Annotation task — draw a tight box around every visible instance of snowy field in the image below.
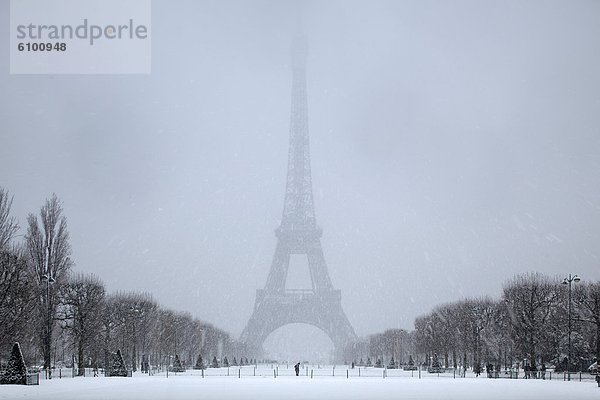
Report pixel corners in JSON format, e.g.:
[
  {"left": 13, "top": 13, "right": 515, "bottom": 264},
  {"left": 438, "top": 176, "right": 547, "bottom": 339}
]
[{"left": 1, "top": 366, "right": 599, "bottom": 400}]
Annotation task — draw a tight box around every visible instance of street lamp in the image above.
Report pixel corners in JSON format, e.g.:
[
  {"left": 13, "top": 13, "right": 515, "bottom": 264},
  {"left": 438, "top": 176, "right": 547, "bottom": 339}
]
[{"left": 562, "top": 274, "right": 581, "bottom": 381}]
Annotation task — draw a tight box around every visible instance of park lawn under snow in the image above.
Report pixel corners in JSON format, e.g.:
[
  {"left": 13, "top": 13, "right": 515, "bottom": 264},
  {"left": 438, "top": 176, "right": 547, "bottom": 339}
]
[{"left": 1, "top": 368, "right": 599, "bottom": 400}]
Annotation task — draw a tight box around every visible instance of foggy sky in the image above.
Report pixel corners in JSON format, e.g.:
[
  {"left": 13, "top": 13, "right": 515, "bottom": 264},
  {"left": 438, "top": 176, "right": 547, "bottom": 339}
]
[{"left": 1, "top": 0, "right": 599, "bottom": 342}]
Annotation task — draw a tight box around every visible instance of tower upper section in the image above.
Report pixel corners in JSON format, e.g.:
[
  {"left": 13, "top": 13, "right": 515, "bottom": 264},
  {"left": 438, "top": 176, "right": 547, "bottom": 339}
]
[{"left": 280, "top": 36, "right": 317, "bottom": 232}]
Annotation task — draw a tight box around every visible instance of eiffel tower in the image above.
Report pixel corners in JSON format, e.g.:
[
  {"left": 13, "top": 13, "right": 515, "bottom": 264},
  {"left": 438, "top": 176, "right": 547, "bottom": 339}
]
[{"left": 240, "top": 37, "right": 356, "bottom": 361}]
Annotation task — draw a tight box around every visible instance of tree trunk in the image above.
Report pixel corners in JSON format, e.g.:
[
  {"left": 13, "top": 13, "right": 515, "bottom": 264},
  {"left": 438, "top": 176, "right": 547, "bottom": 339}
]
[
  {"left": 529, "top": 320, "right": 536, "bottom": 369},
  {"left": 43, "top": 296, "right": 53, "bottom": 378},
  {"left": 104, "top": 348, "right": 109, "bottom": 372},
  {"left": 596, "top": 322, "right": 600, "bottom": 370},
  {"left": 78, "top": 340, "right": 84, "bottom": 376},
  {"left": 103, "top": 325, "right": 111, "bottom": 371},
  {"left": 473, "top": 332, "right": 480, "bottom": 374}
]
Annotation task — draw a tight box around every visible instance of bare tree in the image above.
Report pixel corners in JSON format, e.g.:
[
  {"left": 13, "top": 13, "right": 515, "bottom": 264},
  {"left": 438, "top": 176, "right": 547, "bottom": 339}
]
[
  {"left": 432, "top": 304, "right": 459, "bottom": 369},
  {"left": 415, "top": 298, "right": 498, "bottom": 374},
  {"left": 502, "top": 273, "right": 561, "bottom": 370},
  {"left": 380, "top": 329, "right": 411, "bottom": 366},
  {"left": 574, "top": 282, "right": 600, "bottom": 370},
  {"left": 108, "top": 291, "right": 158, "bottom": 371},
  {"left": 414, "top": 310, "right": 447, "bottom": 366},
  {"left": 457, "top": 298, "right": 495, "bottom": 375},
  {"left": 435, "top": 303, "right": 462, "bottom": 369},
  {"left": 488, "top": 300, "right": 513, "bottom": 370},
  {"left": 99, "top": 294, "right": 119, "bottom": 371},
  {"left": 0, "top": 188, "right": 33, "bottom": 356},
  {"left": 0, "top": 250, "right": 36, "bottom": 356},
  {"left": 25, "top": 194, "right": 72, "bottom": 378},
  {"left": 57, "top": 274, "right": 106, "bottom": 375},
  {"left": 0, "top": 188, "right": 19, "bottom": 251}
]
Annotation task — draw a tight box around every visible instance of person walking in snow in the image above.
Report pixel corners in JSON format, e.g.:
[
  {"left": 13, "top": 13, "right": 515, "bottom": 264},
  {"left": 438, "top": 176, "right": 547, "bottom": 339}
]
[{"left": 294, "top": 362, "right": 300, "bottom": 376}]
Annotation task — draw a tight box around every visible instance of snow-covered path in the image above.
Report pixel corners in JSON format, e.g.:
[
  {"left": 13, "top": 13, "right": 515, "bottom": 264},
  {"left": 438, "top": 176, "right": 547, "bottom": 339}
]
[{"left": 1, "top": 372, "right": 599, "bottom": 400}]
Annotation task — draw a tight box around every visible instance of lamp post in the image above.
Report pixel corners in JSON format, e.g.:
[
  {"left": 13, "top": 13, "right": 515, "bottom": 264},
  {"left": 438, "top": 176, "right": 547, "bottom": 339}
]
[{"left": 562, "top": 273, "right": 581, "bottom": 381}]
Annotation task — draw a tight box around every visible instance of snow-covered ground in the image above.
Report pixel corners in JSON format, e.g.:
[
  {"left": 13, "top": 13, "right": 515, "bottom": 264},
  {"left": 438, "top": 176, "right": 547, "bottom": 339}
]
[{"left": 1, "top": 366, "right": 598, "bottom": 400}]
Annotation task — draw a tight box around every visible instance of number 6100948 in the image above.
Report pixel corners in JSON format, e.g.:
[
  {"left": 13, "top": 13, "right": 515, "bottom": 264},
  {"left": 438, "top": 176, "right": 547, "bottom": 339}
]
[{"left": 18, "top": 42, "right": 66, "bottom": 51}]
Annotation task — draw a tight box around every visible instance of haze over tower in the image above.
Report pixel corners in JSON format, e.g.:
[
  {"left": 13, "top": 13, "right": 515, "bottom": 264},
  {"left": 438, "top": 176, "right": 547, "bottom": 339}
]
[{"left": 240, "top": 36, "right": 356, "bottom": 361}]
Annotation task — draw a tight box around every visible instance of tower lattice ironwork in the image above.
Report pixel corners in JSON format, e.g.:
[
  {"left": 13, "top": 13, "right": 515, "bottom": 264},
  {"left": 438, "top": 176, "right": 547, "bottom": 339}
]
[{"left": 240, "top": 37, "right": 356, "bottom": 360}]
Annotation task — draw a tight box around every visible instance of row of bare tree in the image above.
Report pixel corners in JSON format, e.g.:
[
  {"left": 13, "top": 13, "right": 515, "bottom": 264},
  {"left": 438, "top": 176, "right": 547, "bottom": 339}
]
[
  {"left": 56, "top": 283, "right": 234, "bottom": 375},
  {"left": 416, "top": 273, "right": 599, "bottom": 372},
  {"left": 344, "top": 273, "right": 599, "bottom": 372},
  {"left": 343, "top": 328, "right": 416, "bottom": 368},
  {"left": 0, "top": 188, "right": 235, "bottom": 375}
]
